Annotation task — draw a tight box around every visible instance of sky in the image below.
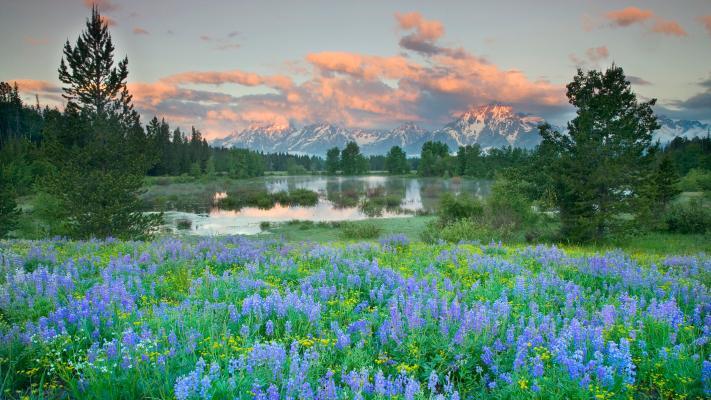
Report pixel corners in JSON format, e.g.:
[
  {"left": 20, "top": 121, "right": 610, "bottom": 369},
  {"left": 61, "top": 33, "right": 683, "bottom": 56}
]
[{"left": 1, "top": 0, "right": 710, "bottom": 139}]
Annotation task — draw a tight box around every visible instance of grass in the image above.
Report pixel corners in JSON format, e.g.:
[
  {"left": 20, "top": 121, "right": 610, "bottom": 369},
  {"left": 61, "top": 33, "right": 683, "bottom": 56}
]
[
  {"left": 259, "top": 216, "right": 710, "bottom": 256},
  {"left": 259, "top": 216, "right": 435, "bottom": 242}
]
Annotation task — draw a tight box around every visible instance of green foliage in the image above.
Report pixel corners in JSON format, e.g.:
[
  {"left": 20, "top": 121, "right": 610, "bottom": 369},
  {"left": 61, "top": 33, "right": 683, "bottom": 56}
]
[
  {"left": 43, "top": 8, "right": 162, "bottom": 240},
  {"left": 341, "top": 142, "right": 368, "bottom": 175},
  {"left": 418, "top": 141, "right": 453, "bottom": 176},
  {"left": 661, "top": 136, "right": 710, "bottom": 176},
  {"left": 438, "top": 193, "right": 484, "bottom": 224},
  {"left": 664, "top": 199, "right": 711, "bottom": 234},
  {"left": 0, "top": 167, "right": 20, "bottom": 237},
  {"left": 539, "top": 65, "right": 659, "bottom": 242},
  {"left": 325, "top": 147, "right": 340, "bottom": 174},
  {"left": 456, "top": 145, "right": 534, "bottom": 179},
  {"left": 678, "top": 168, "right": 711, "bottom": 192},
  {"left": 339, "top": 221, "right": 382, "bottom": 239},
  {"left": 425, "top": 176, "right": 546, "bottom": 243},
  {"left": 385, "top": 146, "right": 409, "bottom": 174},
  {"left": 286, "top": 159, "right": 308, "bottom": 175}
]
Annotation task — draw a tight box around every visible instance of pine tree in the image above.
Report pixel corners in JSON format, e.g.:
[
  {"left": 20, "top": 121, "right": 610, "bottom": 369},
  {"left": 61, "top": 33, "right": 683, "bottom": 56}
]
[
  {"left": 539, "top": 65, "right": 659, "bottom": 242},
  {"left": 341, "top": 141, "right": 367, "bottom": 175},
  {"left": 418, "top": 141, "right": 450, "bottom": 176},
  {"left": 44, "top": 6, "right": 161, "bottom": 239},
  {"left": 385, "top": 146, "right": 409, "bottom": 174},
  {"left": 58, "top": 6, "right": 137, "bottom": 125},
  {"left": 0, "top": 167, "right": 20, "bottom": 237},
  {"left": 326, "top": 147, "right": 340, "bottom": 175},
  {"left": 653, "top": 154, "right": 681, "bottom": 206}
]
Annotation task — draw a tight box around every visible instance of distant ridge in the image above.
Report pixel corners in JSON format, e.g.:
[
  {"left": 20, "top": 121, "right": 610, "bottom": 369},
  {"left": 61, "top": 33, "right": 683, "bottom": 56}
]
[{"left": 212, "top": 104, "right": 709, "bottom": 155}]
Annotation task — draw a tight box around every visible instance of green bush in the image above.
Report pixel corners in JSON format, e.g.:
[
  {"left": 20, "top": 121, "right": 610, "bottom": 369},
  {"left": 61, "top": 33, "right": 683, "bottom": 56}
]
[
  {"left": 176, "top": 218, "right": 192, "bottom": 230},
  {"left": 438, "top": 193, "right": 484, "bottom": 224},
  {"left": 340, "top": 222, "right": 382, "bottom": 239},
  {"left": 285, "top": 189, "right": 319, "bottom": 206},
  {"left": 664, "top": 199, "right": 711, "bottom": 234},
  {"left": 678, "top": 169, "right": 711, "bottom": 192}
]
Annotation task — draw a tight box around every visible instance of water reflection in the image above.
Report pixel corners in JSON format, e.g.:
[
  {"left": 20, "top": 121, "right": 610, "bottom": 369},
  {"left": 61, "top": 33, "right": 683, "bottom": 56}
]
[{"left": 150, "top": 176, "right": 490, "bottom": 235}]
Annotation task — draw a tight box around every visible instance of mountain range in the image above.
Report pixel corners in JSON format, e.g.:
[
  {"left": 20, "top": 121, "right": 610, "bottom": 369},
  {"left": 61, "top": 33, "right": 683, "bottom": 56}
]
[{"left": 212, "top": 104, "right": 710, "bottom": 155}]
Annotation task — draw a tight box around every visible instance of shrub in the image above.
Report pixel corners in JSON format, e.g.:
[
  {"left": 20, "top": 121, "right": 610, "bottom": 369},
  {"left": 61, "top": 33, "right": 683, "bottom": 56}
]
[
  {"left": 664, "top": 199, "right": 711, "bottom": 234},
  {"left": 259, "top": 221, "right": 271, "bottom": 230},
  {"left": 340, "top": 222, "right": 382, "bottom": 239},
  {"left": 678, "top": 169, "right": 711, "bottom": 192},
  {"left": 176, "top": 218, "right": 192, "bottom": 230},
  {"left": 285, "top": 189, "right": 319, "bottom": 206},
  {"left": 422, "top": 218, "right": 498, "bottom": 244},
  {"left": 438, "top": 193, "right": 484, "bottom": 224}
]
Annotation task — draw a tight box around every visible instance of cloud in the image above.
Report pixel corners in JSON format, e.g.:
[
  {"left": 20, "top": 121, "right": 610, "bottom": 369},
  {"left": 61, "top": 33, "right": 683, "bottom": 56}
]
[
  {"left": 120, "top": 12, "right": 565, "bottom": 139},
  {"left": 699, "top": 75, "right": 711, "bottom": 89},
  {"left": 132, "top": 27, "right": 149, "bottom": 35},
  {"left": 627, "top": 76, "right": 652, "bottom": 86},
  {"left": 569, "top": 46, "right": 609, "bottom": 67},
  {"left": 651, "top": 19, "right": 687, "bottom": 36},
  {"left": 585, "top": 46, "right": 609, "bottom": 62},
  {"left": 11, "top": 79, "right": 64, "bottom": 105},
  {"left": 600, "top": 7, "right": 686, "bottom": 37},
  {"left": 24, "top": 36, "right": 48, "bottom": 46},
  {"left": 100, "top": 15, "right": 117, "bottom": 27},
  {"left": 605, "top": 7, "right": 653, "bottom": 27},
  {"left": 699, "top": 15, "right": 711, "bottom": 35},
  {"left": 83, "top": 0, "right": 118, "bottom": 12},
  {"left": 12, "top": 79, "right": 61, "bottom": 94},
  {"left": 216, "top": 43, "right": 241, "bottom": 51},
  {"left": 657, "top": 75, "right": 711, "bottom": 121},
  {"left": 395, "top": 12, "right": 445, "bottom": 55}
]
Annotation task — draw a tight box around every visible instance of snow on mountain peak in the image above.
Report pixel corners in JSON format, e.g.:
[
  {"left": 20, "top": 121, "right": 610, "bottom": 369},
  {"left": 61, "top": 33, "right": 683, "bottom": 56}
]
[{"left": 211, "top": 104, "right": 709, "bottom": 155}]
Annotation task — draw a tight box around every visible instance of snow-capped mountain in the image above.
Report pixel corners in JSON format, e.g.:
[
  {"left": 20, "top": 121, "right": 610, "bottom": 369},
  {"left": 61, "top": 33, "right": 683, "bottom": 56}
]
[
  {"left": 212, "top": 104, "right": 709, "bottom": 155},
  {"left": 431, "top": 104, "right": 545, "bottom": 150},
  {"left": 654, "top": 116, "right": 710, "bottom": 143}
]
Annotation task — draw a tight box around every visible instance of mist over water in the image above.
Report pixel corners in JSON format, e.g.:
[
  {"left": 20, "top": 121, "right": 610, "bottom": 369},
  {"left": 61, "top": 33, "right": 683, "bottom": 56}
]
[{"left": 147, "top": 176, "right": 491, "bottom": 235}]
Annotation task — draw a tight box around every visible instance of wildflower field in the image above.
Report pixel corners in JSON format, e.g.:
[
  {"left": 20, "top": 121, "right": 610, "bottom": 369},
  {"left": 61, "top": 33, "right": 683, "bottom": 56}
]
[{"left": 0, "top": 236, "right": 709, "bottom": 399}]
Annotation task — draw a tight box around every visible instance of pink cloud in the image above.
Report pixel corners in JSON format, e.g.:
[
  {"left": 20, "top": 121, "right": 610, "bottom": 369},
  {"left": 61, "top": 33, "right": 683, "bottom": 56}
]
[
  {"left": 24, "top": 36, "right": 48, "bottom": 46},
  {"left": 605, "top": 7, "right": 653, "bottom": 27},
  {"left": 699, "top": 15, "right": 711, "bottom": 35},
  {"left": 600, "top": 7, "right": 687, "bottom": 37},
  {"left": 585, "top": 46, "right": 609, "bottom": 62},
  {"left": 395, "top": 12, "right": 445, "bottom": 55},
  {"left": 12, "top": 79, "right": 61, "bottom": 93},
  {"left": 395, "top": 12, "right": 444, "bottom": 41},
  {"left": 651, "top": 19, "right": 687, "bottom": 36},
  {"left": 122, "top": 12, "right": 565, "bottom": 140},
  {"left": 100, "top": 15, "right": 116, "bottom": 27},
  {"left": 132, "top": 27, "right": 149, "bottom": 35}
]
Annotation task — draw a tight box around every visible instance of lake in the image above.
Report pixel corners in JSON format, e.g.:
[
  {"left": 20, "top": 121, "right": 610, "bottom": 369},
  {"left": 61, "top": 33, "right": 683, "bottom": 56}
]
[{"left": 143, "top": 175, "right": 491, "bottom": 235}]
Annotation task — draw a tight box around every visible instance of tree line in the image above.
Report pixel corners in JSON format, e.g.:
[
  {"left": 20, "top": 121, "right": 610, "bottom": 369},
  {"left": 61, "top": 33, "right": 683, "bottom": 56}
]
[{"left": 1, "top": 6, "right": 708, "bottom": 242}]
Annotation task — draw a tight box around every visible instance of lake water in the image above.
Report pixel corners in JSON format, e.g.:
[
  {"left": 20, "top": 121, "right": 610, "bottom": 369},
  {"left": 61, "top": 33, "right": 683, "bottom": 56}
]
[{"left": 147, "top": 176, "right": 490, "bottom": 235}]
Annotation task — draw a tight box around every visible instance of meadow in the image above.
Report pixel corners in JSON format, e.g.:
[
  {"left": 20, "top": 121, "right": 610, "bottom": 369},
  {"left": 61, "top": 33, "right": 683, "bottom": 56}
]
[{"left": 0, "top": 236, "right": 709, "bottom": 399}]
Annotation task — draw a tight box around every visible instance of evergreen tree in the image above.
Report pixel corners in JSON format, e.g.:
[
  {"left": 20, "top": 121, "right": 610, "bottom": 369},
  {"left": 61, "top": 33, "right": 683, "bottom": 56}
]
[
  {"left": 44, "top": 6, "right": 161, "bottom": 239},
  {"left": 652, "top": 154, "right": 682, "bottom": 207},
  {"left": 58, "top": 6, "right": 137, "bottom": 125},
  {"left": 385, "top": 146, "right": 409, "bottom": 174},
  {"left": 326, "top": 147, "right": 340, "bottom": 175},
  {"left": 418, "top": 141, "right": 450, "bottom": 176},
  {"left": 341, "top": 141, "right": 367, "bottom": 175},
  {"left": 539, "top": 65, "right": 659, "bottom": 242},
  {"left": 0, "top": 166, "right": 20, "bottom": 237}
]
